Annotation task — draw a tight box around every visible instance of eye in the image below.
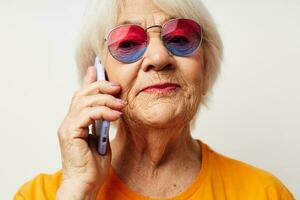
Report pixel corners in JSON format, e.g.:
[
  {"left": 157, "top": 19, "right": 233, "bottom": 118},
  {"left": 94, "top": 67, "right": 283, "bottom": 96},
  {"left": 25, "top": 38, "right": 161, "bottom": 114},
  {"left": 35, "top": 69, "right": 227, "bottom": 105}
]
[
  {"left": 168, "top": 36, "right": 189, "bottom": 44},
  {"left": 119, "top": 40, "right": 139, "bottom": 49}
]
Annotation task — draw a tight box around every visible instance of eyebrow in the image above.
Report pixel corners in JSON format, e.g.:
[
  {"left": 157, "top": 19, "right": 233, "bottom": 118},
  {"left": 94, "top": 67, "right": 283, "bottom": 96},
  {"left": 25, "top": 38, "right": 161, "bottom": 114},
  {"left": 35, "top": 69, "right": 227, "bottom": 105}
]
[
  {"left": 117, "top": 16, "right": 175, "bottom": 27},
  {"left": 117, "top": 19, "right": 143, "bottom": 26}
]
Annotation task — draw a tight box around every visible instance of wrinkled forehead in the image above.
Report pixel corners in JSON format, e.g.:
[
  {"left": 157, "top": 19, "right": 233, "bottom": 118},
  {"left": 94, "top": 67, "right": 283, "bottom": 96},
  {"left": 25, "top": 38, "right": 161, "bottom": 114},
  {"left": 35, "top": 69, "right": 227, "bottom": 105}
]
[{"left": 117, "top": 0, "right": 174, "bottom": 28}]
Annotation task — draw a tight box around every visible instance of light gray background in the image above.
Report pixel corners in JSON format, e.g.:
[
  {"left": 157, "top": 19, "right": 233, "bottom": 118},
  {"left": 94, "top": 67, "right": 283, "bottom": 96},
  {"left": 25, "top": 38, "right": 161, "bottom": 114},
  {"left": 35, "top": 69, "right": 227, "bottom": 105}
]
[{"left": 0, "top": 0, "right": 299, "bottom": 199}]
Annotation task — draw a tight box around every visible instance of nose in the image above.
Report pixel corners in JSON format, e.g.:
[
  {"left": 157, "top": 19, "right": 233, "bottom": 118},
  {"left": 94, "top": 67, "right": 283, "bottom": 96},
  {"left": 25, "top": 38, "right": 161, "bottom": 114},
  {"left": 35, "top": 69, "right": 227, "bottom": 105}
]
[{"left": 141, "top": 37, "right": 173, "bottom": 72}]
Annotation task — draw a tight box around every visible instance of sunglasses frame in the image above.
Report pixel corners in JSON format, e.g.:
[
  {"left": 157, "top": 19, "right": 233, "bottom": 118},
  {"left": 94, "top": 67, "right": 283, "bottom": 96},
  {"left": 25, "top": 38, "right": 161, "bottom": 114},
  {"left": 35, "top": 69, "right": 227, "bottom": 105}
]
[{"left": 104, "top": 18, "right": 204, "bottom": 63}]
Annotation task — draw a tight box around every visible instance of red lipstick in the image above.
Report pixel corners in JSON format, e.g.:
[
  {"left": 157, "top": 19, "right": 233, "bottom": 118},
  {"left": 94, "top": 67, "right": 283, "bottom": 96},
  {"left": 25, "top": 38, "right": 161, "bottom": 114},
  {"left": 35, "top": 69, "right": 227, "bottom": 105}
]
[{"left": 141, "top": 83, "right": 179, "bottom": 94}]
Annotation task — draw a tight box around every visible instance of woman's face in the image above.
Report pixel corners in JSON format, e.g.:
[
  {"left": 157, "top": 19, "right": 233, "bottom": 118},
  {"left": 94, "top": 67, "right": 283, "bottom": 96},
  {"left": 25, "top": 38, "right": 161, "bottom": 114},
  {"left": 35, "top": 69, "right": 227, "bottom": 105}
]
[{"left": 102, "top": 0, "right": 205, "bottom": 128}]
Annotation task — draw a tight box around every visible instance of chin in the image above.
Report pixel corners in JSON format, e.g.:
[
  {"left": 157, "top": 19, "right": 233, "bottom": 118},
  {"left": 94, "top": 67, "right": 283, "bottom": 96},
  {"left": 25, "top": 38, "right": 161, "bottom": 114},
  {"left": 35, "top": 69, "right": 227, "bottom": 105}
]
[
  {"left": 124, "top": 92, "right": 198, "bottom": 128},
  {"left": 133, "top": 103, "right": 184, "bottom": 128}
]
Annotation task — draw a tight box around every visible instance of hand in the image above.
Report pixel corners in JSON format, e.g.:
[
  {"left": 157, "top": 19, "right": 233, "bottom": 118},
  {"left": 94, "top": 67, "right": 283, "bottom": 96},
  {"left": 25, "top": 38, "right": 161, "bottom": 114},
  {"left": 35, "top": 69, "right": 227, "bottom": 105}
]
[{"left": 56, "top": 66, "right": 127, "bottom": 200}]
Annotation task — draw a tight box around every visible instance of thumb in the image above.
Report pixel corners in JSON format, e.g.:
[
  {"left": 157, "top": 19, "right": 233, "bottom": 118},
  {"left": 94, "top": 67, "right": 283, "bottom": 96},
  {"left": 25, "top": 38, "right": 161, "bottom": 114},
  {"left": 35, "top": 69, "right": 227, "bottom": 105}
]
[{"left": 83, "top": 66, "right": 97, "bottom": 87}]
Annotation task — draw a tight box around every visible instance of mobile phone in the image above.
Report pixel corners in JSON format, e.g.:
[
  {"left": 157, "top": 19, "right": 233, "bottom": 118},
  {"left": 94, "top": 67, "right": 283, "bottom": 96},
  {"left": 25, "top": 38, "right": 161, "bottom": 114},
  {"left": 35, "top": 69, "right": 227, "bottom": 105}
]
[{"left": 94, "top": 57, "right": 110, "bottom": 155}]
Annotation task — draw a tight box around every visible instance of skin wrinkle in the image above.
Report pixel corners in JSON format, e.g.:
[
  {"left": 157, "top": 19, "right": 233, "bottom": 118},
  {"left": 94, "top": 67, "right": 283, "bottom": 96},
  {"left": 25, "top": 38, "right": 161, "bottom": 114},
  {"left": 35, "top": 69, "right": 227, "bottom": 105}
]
[
  {"left": 115, "top": 121, "right": 192, "bottom": 169},
  {"left": 113, "top": 122, "right": 199, "bottom": 196},
  {"left": 120, "top": 59, "right": 203, "bottom": 128}
]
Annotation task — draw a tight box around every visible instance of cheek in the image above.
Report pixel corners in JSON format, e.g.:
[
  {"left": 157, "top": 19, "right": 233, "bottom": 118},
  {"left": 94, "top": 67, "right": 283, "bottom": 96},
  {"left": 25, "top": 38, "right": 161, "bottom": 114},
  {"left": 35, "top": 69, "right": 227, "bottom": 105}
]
[
  {"left": 103, "top": 53, "right": 141, "bottom": 99},
  {"left": 181, "top": 52, "right": 205, "bottom": 92},
  {"left": 177, "top": 53, "right": 205, "bottom": 114}
]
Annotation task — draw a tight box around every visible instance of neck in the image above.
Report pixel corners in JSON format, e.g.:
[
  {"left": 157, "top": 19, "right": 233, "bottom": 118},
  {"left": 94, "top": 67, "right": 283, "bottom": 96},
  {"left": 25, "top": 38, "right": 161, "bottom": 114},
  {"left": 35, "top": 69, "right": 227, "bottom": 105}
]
[{"left": 111, "top": 120, "right": 200, "bottom": 176}]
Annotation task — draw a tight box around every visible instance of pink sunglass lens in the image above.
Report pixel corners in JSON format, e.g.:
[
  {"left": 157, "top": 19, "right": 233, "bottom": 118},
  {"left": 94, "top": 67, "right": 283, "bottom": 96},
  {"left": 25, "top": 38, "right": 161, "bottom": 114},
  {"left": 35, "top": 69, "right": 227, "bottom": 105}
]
[
  {"left": 107, "top": 25, "right": 147, "bottom": 63},
  {"left": 162, "top": 19, "right": 202, "bottom": 56}
]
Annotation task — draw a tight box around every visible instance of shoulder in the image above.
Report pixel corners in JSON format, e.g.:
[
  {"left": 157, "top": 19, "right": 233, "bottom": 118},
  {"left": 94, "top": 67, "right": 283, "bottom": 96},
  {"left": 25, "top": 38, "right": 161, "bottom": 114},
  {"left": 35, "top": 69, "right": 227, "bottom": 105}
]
[
  {"left": 202, "top": 142, "right": 295, "bottom": 199},
  {"left": 14, "top": 170, "right": 62, "bottom": 200}
]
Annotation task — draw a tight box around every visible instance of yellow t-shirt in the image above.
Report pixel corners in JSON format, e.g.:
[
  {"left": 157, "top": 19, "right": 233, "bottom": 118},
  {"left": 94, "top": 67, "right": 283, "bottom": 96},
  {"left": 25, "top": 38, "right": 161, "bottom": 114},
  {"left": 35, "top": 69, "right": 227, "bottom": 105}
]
[{"left": 14, "top": 141, "right": 295, "bottom": 200}]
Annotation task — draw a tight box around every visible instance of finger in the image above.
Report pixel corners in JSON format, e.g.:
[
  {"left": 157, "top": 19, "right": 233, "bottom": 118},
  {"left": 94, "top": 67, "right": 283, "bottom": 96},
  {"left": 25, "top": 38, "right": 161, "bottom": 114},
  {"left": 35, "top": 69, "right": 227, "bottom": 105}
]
[
  {"left": 74, "top": 94, "right": 127, "bottom": 112},
  {"left": 73, "top": 106, "right": 122, "bottom": 137},
  {"left": 58, "top": 122, "right": 89, "bottom": 144},
  {"left": 83, "top": 66, "right": 97, "bottom": 88},
  {"left": 75, "top": 80, "right": 121, "bottom": 98}
]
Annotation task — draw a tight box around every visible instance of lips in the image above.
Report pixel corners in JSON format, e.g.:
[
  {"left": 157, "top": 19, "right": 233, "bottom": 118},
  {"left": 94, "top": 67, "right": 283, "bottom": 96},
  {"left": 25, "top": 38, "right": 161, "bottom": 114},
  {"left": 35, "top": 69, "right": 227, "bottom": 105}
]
[{"left": 141, "top": 83, "right": 180, "bottom": 93}]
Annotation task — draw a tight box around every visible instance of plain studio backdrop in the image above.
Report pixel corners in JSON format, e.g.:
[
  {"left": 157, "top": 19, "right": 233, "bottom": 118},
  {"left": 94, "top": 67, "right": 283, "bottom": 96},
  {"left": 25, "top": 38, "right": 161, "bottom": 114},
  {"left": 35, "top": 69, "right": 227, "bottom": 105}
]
[{"left": 0, "top": 0, "right": 299, "bottom": 199}]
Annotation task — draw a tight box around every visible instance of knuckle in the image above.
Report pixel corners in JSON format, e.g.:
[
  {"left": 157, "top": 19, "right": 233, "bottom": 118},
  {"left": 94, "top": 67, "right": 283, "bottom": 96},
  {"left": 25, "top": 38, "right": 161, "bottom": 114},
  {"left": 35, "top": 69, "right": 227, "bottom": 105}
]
[
  {"left": 75, "top": 97, "right": 84, "bottom": 107},
  {"left": 100, "top": 94, "right": 114, "bottom": 104},
  {"left": 82, "top": 107, "right": 92, "bottom": 118},
  {"left": 98, "top": 106, "right": 110, "bottom": 116},
  {"left": 89, "top": 106, "right": 103, "bottom": 119},
  {"left": 72, "top": 91, "right": 80, "bottom": 101},
  {"left": 70, "top": 96, "right": 84, "bottom": 112},
  {"left": 94, "top": 86, "right": 101, "bottom": 95},
  {"left": 97, "top": 80, "right": 109, "bottom": 88},
  {"left": 91, "top": 94, "right": 110, "bottom": 107},
  {"left": 57, "top": 117, "right": 73, "bottom": 141},
  {"left": 98, "top": 80, "right": 107, "bottom": 85}
]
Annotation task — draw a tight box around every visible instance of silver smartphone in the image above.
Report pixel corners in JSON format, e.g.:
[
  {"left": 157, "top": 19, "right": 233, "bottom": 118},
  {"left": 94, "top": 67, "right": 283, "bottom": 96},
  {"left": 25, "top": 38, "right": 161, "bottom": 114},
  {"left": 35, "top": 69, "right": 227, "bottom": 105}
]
[{"left": 94, "top": 57, "right": 110, "bottom": 155}]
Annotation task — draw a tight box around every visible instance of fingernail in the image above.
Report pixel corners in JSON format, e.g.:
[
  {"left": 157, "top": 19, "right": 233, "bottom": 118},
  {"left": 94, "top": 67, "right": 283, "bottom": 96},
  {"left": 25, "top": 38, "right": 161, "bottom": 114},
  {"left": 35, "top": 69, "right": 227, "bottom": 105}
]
[
  {"left": 113, "top": 110, "right": 123, "bottom": 115},
  {"left": 110, "top": 82, "right": 120, "bottom": 86}
]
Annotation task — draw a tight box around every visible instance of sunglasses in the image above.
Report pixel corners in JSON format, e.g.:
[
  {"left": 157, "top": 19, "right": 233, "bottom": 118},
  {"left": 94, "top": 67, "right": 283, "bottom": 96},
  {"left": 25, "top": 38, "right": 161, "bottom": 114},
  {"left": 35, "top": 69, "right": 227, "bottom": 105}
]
[{"left": 105, "top": 18, "right": 203, "bottom": 64}]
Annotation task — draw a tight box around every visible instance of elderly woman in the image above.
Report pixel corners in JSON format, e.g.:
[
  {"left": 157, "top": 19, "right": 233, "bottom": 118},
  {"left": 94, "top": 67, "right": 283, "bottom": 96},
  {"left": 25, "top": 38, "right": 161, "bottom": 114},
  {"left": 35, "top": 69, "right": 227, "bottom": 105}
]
[{"left": 14, "top": 0, "right": 295, "bottom": 199}]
